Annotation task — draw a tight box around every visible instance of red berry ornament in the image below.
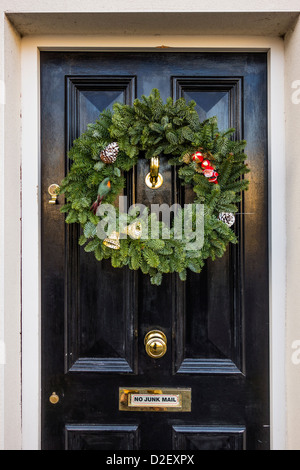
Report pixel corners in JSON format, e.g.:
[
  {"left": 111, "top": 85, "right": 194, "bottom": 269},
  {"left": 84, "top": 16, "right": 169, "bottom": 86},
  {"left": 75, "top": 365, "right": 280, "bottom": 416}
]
[{"left": 191, "top": 151, "right": 219, "bottom": 184}]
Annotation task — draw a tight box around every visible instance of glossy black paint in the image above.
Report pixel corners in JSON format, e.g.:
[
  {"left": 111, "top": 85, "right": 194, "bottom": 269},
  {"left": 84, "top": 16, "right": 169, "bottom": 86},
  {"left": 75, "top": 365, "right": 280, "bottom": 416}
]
[{"left": 41, "top": 52, "right": 269, "bottom": 450}]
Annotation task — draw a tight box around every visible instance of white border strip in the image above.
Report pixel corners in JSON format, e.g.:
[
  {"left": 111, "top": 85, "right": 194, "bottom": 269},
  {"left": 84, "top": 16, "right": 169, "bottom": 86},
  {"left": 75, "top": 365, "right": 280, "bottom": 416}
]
[
  {"left": 21, "top": 40, "right": 41, "bottom": 451},
  {"left": 268, "top": 43, "right": 286, "bottom": 451},
  {"left": 0, "top": 73, "right": 5, "bottom": 455},
  {"left": 21, "top": 35, "right": 286, "bottom": 450}
]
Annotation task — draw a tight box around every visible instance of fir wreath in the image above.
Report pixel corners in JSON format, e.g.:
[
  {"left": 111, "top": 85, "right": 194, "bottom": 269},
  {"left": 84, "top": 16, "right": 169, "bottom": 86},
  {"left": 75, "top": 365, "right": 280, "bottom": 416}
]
[{"left": 60, "top": 89, "right": 250, "bottom": 286}]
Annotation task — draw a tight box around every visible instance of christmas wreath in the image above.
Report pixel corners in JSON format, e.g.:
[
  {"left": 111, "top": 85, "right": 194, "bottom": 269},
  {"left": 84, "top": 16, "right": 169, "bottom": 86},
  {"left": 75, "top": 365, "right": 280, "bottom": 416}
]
[{"left": 60, "top": 89, "right": 249, "bottom": 286}]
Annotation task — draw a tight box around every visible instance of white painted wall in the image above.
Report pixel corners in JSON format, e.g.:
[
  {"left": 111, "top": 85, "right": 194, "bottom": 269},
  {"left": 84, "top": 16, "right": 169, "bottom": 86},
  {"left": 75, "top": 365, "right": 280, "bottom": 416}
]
[
  {"left": 1, "top": 0, "right": 300, "bottom": 13},
  {"left": 284, "top": 17, "right": 300, "bottom": 451},
  {"left": 0, "top": 15, "right": 22, "bottom": 451}
]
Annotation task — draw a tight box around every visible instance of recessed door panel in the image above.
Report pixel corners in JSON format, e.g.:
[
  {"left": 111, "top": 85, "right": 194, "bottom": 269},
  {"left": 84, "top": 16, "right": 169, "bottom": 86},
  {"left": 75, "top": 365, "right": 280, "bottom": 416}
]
[
  {"left": 173, "top": 77, "right": 244, "bottom": 375},
  {"left": 65, "top": 76, "right": 137, "bottom": 374},
  {"left": 172, "top": 426, "right": 246, "bottom": 451},
  {"left": 65, "top": 424, "right": 139, "bottom": 450}
]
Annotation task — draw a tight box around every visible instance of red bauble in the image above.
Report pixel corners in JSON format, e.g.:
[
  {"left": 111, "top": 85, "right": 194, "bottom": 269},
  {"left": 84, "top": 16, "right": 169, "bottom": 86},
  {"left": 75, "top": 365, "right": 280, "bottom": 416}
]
[
  {"left": 201, "top": 159, "right": 212, "bottom": 169},
  {"left": 192, "top": 152, "right": 203, "bottom": 163}
]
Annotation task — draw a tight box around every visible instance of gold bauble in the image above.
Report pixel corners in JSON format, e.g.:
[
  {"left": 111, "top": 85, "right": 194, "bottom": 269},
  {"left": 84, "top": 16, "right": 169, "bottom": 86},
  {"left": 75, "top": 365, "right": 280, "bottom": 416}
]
[
  {"left": 103, "top": 231, "right": 120, "bottom": 250},
  {"left": 122, "top": 222, "right": 143, "bottom": 240}
]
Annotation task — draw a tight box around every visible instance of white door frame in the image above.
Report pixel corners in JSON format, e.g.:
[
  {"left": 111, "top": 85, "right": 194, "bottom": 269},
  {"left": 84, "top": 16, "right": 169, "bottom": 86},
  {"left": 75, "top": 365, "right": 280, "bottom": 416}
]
[{"left": 21, "top": 35, "right": 286, "bottom": 450}]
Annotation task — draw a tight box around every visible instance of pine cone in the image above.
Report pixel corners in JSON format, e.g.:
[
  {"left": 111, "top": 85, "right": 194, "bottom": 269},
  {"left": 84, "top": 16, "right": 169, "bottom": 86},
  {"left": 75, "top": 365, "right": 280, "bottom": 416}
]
[
  {"left": 182, "top": 153, "right": 192, "bottom": 164},
  {"left": 219, "top": 212, "right": 235, "bottom": 227},
  {"left": 195, "top": 165, "right": 203, "bottom": 174},
  {"left": 100, "top": 142, "right": 119, "bottom": 164}
]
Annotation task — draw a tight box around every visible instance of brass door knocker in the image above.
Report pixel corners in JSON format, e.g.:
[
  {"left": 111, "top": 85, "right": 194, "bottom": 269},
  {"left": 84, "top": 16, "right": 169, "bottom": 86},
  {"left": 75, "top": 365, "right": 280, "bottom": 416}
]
[{"left": 145, "top": 157, "right": 163, "bottom": 189}]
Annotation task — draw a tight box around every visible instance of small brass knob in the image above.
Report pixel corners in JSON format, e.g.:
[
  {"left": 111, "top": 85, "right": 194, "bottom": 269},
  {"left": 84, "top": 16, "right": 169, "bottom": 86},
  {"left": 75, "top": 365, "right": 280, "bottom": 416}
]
[
  {"left": 144, "top": 330, "right": 167, "bottom": 359},
  {"left": 49, "top": 392, "right": 59, "bottom": 405}
]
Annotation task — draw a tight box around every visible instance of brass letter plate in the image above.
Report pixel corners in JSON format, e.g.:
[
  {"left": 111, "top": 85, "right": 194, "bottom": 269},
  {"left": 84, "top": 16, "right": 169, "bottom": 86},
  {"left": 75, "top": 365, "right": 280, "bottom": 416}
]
[{"left": 119, "top": 388, "right": 191, "bottom": 412}]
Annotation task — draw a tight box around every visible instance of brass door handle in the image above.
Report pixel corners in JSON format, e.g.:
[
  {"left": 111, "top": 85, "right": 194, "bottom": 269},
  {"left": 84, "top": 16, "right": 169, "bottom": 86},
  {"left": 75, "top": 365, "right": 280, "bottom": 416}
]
[
  {"left": 48, "top": 184, "right": 60, "bottom": 204},
  {"left": 144, "top": 330, "right": 167, "bottom": 359}
]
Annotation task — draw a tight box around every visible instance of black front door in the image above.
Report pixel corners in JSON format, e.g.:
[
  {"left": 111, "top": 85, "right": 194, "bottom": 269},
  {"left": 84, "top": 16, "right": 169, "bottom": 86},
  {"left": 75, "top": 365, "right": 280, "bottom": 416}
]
[{"left": 41, "top": 51, "right": 269, "bottom": 450}]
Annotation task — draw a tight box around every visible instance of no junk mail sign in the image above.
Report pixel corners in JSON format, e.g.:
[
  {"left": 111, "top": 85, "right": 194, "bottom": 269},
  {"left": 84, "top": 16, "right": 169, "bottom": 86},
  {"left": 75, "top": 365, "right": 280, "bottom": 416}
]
[
  {"left": 119, "top": 388, "right": 192, "bottom": 412},
  {"left": 130, "top": 394, "right": 181, "bottom": 407}
]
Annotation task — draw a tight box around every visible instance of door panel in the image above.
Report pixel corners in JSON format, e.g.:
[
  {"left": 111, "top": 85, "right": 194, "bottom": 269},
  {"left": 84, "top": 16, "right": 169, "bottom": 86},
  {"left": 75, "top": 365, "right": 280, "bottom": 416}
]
[
  {"left": 65, "top": 76, "right": 137, "bottom": 374},
  {"left": 41, "top": 52, "right": 269, "bottom": 450},
  {"left": 173, "top": 77, "right": 244, "bottom": 376},
  {"left": 65, "top": 424, "right": 140, "bottom": 451},
  {"left": 172, "top": 426, "right": 246, "bottom": 451}
]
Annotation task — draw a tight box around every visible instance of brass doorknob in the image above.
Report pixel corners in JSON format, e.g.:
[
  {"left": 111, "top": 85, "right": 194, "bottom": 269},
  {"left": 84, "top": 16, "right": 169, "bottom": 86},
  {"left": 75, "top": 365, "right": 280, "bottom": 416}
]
[{"left": 144, "top": 330, "right": 167, "bottom": 359}]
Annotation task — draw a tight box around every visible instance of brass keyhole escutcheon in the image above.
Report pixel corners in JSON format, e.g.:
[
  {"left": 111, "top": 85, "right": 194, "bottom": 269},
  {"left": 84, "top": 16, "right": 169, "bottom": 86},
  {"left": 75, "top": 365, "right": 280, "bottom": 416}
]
[
  {"left": 144, "top": 330, "right": 167, "bottom": 359},
  {"left": 49, "top": 392, "right": 59, "bottom": 405}
]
